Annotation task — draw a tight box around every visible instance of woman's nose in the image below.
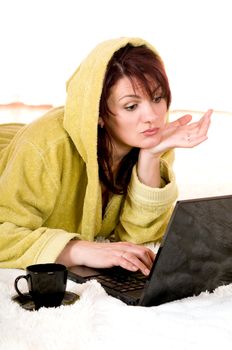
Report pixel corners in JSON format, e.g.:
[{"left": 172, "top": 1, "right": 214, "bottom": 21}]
[{"left": 141, "top": 102, "right": 159, "bottom": 123}]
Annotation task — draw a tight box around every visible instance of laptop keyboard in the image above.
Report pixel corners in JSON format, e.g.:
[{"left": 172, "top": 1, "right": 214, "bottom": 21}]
[{"left": 94, "top": 269, "right": 147, "bottom": 292}]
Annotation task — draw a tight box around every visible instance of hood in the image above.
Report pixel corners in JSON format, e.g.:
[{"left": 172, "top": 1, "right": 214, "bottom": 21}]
[
  {"left": 63, "top": 37, "right": 162, "bottom": 239},
  {"left": 64, "top": 36, "right": 161, "bottom": 164}
]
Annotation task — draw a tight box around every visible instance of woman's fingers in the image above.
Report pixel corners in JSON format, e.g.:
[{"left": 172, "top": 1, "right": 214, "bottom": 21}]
[
  {"left": 202, "top": 108, "right": 213, "bottom": 119},
  {"left": 169, "top": 109, "right": 213, "bottom": 133},
  {"left": 119, "top": 252, "right": 150, "bottom": 275},
  {"left": 123, "top": 242, "right": 155, "bottom": 267},
  {"left": 198, "top": 109, "right": 212, "bottom": 137},
  {"left": 75, "top": 241, "right": 156, "bottom": 275},
  {"left": 183, "top": 109, "right": 212, "bottom": 146},
  {"left": 169, "top": 114, "right": 192, "bottom": 128},
  {"left": 115, "top": 243, "right": 156, "bottom": 275}
]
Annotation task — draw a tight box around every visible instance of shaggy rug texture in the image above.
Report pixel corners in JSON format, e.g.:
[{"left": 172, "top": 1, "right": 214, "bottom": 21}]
[{"left": 1, "top": 267, "right": 232, "bottom": 350}]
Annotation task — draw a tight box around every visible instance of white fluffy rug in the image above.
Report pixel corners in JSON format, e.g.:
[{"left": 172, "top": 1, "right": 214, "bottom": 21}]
[{"left": 1, "top": 268, "right": 232, "bottom": 350}]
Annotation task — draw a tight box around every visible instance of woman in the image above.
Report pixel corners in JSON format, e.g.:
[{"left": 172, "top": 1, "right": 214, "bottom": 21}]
[{"left": 0, "top": 37, "right": 212, "bottom": 275}]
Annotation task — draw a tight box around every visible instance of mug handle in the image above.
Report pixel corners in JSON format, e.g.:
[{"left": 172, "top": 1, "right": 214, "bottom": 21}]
[{"left": 14, "top": 275, "right": 29, "bottom": 297}]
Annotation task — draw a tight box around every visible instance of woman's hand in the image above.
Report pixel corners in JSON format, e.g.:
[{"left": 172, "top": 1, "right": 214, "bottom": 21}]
[
  {"left": 56, "top": 240, "right": 156, "bottom": 275},
  {"left": 136, "top": 109, "right": 212, "bottom": 188},
  {"left": 143, "top": 109, "right": 213, "bottom": 157}
]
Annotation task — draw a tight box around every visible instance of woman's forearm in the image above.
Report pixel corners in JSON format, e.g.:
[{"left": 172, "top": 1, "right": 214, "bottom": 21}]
[
  {"left": 56, "top": 240, "right": 82, "bottom": 267},
  {"left": 137, "top": 152, "right": 161, "bottom": 188}
]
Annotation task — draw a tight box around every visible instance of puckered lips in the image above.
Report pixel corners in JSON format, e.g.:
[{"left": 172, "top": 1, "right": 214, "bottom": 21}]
[{"left": 142, "top": 127, "right": 160, "bottom": 136}]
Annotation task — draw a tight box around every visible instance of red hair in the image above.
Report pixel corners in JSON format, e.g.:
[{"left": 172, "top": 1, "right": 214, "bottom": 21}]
[{"left": 98, "top": 44, "right": 171, "bottom": 194}]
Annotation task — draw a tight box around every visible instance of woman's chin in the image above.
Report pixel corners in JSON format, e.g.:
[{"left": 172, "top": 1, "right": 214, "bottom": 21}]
[{"left": 141, "top": 137, "right": 162, "bottom": 149}]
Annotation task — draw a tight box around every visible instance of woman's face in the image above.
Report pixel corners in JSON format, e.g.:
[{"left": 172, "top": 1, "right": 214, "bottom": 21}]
[{"left": 103, "top": 76, "right": 168, "bottom": 160}]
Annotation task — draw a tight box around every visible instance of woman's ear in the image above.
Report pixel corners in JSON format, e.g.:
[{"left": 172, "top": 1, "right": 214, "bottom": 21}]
[{"left": 98, "top": 117, "right": 104, "bottom": 128}]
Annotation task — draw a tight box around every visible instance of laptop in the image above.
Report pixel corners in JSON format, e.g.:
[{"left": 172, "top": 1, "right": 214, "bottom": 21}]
[{"left": 68, "top": 194, "right": 232, "bottom": 306}]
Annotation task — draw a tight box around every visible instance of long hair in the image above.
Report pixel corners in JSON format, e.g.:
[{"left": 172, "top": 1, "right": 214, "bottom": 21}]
[{"left": 98, "top": 44, "right": 171, "bottom": 194}]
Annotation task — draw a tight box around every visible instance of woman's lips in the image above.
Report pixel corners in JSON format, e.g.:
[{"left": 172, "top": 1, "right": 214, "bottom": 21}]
[{"left": 142, "top": 127, "right": 159, "bottom": 136}]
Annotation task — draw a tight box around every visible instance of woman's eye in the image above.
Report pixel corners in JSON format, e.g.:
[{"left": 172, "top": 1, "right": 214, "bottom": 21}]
[
  {"left": 153, "top": 96, "right": 162, "bottom": 103},
  {"left": 125, "top": 104, "right": 137, "bottom": 111}
]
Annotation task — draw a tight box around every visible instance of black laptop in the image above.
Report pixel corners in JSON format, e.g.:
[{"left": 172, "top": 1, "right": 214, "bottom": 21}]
[{"left": 68, "top": 195, "right": 232, "bottom": 306}]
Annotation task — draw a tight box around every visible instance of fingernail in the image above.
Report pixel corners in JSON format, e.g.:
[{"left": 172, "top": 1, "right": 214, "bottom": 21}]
[{"left": 144, "top": 268, "right": 150, "bottom": 275}]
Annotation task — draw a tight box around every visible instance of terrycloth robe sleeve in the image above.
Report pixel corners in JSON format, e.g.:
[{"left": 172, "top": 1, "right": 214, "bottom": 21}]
[
  {"left": 0, "top": 137, "right": 79, "bottom": 269},
  {"left": 114, "top": 150, "right": 178, "bottom": 244}
]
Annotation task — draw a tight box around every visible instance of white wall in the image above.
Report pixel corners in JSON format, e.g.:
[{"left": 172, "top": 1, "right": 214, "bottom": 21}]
[{"left": 0, "top": 0, "right": 232, "bottom": 112}]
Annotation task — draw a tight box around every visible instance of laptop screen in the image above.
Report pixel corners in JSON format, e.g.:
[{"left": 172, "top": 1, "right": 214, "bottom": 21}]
[{"left": 139, "top": 195, "right": 232, "bottom": 306}]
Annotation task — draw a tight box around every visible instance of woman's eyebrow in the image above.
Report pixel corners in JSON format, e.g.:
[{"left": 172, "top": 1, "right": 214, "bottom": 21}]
[
  {"left": 118, "top": 94, "right": 141, "bottom": 101},
  {"left": 152, "top": 85, "right": 162, "bottom": 94}
]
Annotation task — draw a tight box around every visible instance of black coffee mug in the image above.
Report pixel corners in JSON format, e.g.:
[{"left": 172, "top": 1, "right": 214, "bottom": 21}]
[{"left": 14, "top": 263, "right": 67, "bottom": 309}]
